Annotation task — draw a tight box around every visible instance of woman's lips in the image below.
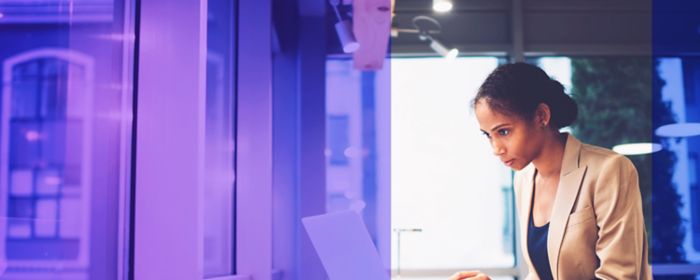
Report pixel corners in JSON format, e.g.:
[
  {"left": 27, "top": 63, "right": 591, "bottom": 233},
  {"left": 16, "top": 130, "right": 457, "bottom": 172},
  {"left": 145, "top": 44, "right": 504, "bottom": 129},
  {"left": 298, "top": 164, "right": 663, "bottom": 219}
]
[{"left": 504, "top": 159, "right": 515, "bottom": 167}]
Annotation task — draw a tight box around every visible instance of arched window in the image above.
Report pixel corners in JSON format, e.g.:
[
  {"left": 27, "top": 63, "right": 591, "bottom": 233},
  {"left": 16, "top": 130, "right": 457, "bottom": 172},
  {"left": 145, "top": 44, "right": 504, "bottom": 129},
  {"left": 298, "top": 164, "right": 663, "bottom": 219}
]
[{"left": 1, "top": 49, "right": 94, "bottom": 270}]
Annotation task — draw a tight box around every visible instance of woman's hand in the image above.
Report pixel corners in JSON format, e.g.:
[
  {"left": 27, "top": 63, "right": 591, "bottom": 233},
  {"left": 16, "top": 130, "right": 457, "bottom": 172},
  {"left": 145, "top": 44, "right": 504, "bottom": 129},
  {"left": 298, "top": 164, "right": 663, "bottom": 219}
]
[{"left": 448, "top": 271, "right": 492, "bottom": 280}]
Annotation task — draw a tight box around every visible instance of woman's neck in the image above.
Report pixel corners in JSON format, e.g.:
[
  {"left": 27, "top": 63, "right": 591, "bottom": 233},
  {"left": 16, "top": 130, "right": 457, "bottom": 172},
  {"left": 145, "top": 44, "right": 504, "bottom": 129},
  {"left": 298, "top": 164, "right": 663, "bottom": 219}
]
[{"left": 532, "top": 131, "right": 567, "bottom": 179}]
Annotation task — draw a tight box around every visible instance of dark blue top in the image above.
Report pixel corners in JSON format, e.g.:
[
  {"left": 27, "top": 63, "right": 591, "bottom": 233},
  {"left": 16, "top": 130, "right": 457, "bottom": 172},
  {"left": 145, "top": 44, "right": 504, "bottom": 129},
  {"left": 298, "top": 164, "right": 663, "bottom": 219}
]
[{"left": 528, "top": 188, "right": 554, "bottom": 280}]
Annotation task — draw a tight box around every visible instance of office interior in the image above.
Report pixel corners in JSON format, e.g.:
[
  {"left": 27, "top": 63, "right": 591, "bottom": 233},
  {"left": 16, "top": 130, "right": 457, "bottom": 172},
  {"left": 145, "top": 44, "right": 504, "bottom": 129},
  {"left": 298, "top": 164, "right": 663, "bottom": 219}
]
[{"left": 0, "top": 0, "right": 699, "bottom": 279}]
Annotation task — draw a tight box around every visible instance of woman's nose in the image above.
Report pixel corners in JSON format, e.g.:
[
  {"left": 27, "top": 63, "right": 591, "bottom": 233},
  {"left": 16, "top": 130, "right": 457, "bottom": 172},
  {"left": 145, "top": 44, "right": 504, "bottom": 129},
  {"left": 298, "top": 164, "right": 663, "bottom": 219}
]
[{"left": 492, "top": 141, "right": 505, "bottom": 156}]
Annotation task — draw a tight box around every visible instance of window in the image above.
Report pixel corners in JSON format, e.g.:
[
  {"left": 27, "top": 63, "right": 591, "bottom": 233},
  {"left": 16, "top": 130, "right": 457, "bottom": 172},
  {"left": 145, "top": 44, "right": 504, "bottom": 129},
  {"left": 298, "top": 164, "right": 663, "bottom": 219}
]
[
  {"left": 534, "top": 56, "right": 700, "bottom": 278},
  {"left": 3, "top": 53, "right": 93, "bottom": 269},
  {"left": 389, "top": 57, "right": 512, "bottom": 272},
  {"left": 326, "top": 60, "right": 372, "bottom": 214},
  {"left": 656, "top": 57, "right": 700, "bottom": 269},
  {"left": 203, "top": 0, "right": 237, "bottom": 277},
  {"left": 0, "top": 1, "right": 136, "bottom": 278},
  {"left": 325, "top": 58, "right": 393, "bottom": 273},
  {"left": 690, "top": 153, "right": 700, "bottom": 252},
  {"left": 326, "top": 57, "right": 514, "bottom": 279}
]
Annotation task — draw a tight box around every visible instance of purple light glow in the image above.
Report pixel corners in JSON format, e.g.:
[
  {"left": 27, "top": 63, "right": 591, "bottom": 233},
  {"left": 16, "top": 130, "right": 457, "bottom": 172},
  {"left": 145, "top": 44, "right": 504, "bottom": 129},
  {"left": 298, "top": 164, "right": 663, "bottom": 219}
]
[
  {"left": 43, "top": 176, "right": 61, "bottom": 186},
  {"left": 92, "top": 33, "right": 136, "bottom": 42},
  {"left": 24, "top": 130, "right": 40, "bottom": 141},
  {"left": 343, "top": 147, "right": 356, "bottom": 158}
]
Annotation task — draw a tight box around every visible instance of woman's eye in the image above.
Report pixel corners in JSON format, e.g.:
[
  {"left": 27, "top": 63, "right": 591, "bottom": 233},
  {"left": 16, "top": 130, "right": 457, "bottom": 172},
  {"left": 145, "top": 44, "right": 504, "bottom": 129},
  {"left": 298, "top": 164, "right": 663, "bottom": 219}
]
[
  {"left": 498, "top": 129, "right": 510, "bottom": 136},
  {"left": 481, "top": 131, "right": 491, "bottom": 139}
]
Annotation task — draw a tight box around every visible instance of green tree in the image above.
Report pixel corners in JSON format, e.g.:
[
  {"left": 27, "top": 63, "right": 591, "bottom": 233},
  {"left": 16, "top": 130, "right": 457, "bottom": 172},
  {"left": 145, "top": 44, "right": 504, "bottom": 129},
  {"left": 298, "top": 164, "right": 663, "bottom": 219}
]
[{"left": 568, "top": 57, "right": 690, "bottom": 279}]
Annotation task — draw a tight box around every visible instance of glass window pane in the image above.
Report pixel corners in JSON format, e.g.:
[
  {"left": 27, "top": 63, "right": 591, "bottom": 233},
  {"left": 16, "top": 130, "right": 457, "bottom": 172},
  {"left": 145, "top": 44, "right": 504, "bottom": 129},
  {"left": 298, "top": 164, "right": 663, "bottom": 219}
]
[
  {"left": 35, "top": 168, "right": 61, "bottom": 195},
  {"left": 9, "top": 122, "right": 41, "bottom": 167},
  {"left": 9, "top": 170, "right": 33, "bottom": 196},
  {"left": 203, "top": 0, "right": 237, "bottom": 277},
  {"left": 59, "top": 197, "right": 82, "bottom": 238},
  {"left": 40, "top": 59, "right": 69, "bottom": 119},
  {"left": 41, "top": 121, "right": 67, "bottom": 165},
  {"left": 34, "top": 199, "right": 58, "bottom": 237},
  {"left": 326, "top": 57, "right": 514, "bottom": 279},
  {"left": 389, "top": 57, "right": 512, "bottom": 270},
  {"left": 0, "top": 0, "right": 136, "bottom": 278},
  {"left": 326, "top": 60, "right": 366, "bottom": 214},
  {"left": 655, "top": 57, "right": 700, "bottom": 268},
  {"left": 8, "top": 198, "right": 33, "bottom": 221},
  {"left": 328, "top": 115, "right": 351, "bottom": 166},
  {"left": 325, "top": 56, "right": 394, "bottom": 274},
  {"left": 534, "top": 56, "right": 700, "bottom": 278}
]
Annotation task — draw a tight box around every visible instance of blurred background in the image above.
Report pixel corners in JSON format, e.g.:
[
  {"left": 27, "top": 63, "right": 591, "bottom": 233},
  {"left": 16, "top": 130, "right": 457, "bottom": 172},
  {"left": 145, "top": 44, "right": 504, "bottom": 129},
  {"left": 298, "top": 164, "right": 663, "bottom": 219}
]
[{"left": 0, "top": 0, "right": 699, "bottom": 279}]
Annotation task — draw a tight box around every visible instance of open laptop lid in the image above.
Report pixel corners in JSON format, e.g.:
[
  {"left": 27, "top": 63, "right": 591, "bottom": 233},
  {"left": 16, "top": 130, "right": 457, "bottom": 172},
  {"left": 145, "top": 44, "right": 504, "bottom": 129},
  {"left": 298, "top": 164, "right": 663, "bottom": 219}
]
[{"left": 302, "top": 210, "right": 389, "bottom": 280}]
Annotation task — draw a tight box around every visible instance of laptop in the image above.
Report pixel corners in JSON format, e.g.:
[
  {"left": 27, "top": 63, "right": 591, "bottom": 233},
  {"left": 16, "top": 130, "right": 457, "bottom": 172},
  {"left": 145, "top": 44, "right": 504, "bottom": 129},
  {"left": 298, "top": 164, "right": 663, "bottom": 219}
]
[{"left": 302, "top": 210, "right": 390, "bottom": 280}]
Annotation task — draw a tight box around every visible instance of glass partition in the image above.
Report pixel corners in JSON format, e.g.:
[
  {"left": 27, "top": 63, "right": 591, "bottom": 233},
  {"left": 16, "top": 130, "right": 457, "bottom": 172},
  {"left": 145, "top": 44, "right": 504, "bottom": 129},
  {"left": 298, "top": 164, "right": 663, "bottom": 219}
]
[
  {"left": 534, "top": 56, "right": 700, "bottom": 279},
  {"left": 326, "top": 57, "right": 516, "bottom": 278},
  {"left": 203, "top": 0, "right": 237, "bottom": 277},
  {"left": 0, "top": 0, "right": 136, "bottom": 278}
]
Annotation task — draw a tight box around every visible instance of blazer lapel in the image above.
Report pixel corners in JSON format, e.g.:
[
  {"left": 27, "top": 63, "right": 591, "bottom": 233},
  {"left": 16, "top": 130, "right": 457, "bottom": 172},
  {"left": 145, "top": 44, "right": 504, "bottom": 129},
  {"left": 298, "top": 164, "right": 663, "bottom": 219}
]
[
  {"left": 518, "top": 164, "right": 536, "bottom": 273},
  {"left": 547, "top": 134, "right": 588, "bottom": 280}
]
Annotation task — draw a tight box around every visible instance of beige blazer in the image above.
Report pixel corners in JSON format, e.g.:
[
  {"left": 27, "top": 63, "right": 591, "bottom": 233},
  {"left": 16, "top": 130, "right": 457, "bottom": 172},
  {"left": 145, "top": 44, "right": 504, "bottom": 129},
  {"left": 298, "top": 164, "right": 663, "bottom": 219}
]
[{"left": 514, "top": 133, "right": 651, "bottom": 280}]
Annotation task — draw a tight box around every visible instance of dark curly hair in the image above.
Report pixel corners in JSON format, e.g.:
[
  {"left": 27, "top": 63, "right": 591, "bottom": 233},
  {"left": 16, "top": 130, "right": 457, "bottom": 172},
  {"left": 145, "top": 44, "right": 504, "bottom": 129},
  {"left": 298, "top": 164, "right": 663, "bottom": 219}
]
[{"left": 472, "top": 62, "right": 578, "bottom": 129}]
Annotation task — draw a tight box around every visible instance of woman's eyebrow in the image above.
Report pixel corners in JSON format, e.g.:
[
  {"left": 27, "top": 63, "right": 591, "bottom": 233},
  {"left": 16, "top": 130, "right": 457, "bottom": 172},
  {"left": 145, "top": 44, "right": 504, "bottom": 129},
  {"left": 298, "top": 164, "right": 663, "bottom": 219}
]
[{"left": 489, "top": 123, "right": 510, "bottom": 132}]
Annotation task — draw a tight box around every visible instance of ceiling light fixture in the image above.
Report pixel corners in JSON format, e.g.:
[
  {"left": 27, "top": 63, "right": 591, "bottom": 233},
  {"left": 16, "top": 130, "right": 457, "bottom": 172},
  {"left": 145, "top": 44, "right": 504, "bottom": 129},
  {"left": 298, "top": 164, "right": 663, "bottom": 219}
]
[
  {"left": 330, "top": 0, "right": 360, "bottom": 53},
  {"left": 420, "top": 33, "right": 458, "bottom": 59},
  {"left": 433, "top": 0, "right": 453, "bottom": 13},
  {"left": 655, "top": 122, "right": 700, "bottom": 137},
  {"left": 612, "top": 142, "right": 663, "bottom": 155},
  {"left": 391, "top": 15, "right": 459, "bottom": 59}
]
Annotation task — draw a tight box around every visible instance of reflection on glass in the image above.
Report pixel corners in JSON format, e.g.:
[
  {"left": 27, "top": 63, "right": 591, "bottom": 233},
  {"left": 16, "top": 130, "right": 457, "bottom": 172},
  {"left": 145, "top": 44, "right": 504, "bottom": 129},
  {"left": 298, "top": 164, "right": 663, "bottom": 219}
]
[
  {"left": 326, "top": 58, "right": 392, "bottom": 273},
  {"left": 203, "top": 0, "right": 236, "bottom": 277},
  {"left": 326, "top": 57, "right": 513, "bottom": 277},
  {"left": 326, "top": 60, "right": 366, "bottom": 214},
  {"left": 656, "top": 57, "right": 700, "bottom": 266},
  {"left": 536, "top": 56, "right": 700, "bottom": 277},
  {"left": 0, "top": 0, "right": 135, "bottom": 278},
  {"left": 4, "top": 53, "right": 93, "bottom": 270}
]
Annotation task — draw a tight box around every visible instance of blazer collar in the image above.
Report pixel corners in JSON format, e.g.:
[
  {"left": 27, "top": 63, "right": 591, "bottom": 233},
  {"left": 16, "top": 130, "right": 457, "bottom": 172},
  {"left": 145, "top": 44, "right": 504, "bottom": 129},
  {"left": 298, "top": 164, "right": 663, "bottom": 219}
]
[
  {"left": 520, "top": 133, "right": 588, "bottom": 280},
  {"left": 559, "top": 133, "right": 583, "bottom": 176}
]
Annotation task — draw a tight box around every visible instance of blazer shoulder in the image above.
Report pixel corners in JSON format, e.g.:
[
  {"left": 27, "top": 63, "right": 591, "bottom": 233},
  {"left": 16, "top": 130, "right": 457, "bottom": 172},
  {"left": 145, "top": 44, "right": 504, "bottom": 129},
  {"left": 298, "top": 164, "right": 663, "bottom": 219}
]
[
  {"left": 580, "top": 143, "right": 634, "bottom": 167},
  {"left": 579, "top": 143, "right": 637, "bottom": 178}
]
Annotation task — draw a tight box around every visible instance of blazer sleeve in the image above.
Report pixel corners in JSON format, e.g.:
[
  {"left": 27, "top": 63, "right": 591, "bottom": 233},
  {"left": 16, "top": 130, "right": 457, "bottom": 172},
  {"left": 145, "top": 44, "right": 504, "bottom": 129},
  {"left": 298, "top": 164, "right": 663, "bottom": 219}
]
[{"left": 592, "top": 155, "right": 647, "bottom": 279}]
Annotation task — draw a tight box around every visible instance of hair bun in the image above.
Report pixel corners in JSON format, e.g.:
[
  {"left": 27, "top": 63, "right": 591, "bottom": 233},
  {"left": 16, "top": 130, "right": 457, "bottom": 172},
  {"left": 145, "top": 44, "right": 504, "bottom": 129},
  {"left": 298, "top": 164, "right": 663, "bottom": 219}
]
[
  {"left": 548, "top": 79, "right": 564, "bottom": 93},
  {"left": 546, "top": 79, "right": 578, "bottom": 128}
]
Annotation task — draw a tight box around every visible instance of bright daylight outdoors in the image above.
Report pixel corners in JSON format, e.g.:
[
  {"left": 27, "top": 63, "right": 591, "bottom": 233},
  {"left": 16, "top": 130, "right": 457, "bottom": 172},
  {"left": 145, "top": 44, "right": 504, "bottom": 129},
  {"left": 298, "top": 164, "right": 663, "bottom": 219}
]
[
  {"left": 327, "top": 56, "right": 577, "bottom": 280},
  {"left": 389, "top": 57, "right": 572, "bottom": 279}
]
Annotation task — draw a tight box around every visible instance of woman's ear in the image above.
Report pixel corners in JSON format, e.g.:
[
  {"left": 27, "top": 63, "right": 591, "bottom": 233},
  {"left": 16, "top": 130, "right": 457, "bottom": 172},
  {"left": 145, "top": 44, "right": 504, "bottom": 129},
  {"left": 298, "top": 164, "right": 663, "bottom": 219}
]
[{"left": 535, "top": 103, "right": 552, "bottom": 127}]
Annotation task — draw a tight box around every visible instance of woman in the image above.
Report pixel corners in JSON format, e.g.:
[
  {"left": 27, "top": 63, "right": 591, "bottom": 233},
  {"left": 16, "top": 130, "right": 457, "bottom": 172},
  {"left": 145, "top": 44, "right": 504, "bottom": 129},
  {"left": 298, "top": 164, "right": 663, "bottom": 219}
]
[{"left": 450, "top": 63, "right": 651, "bottom": 280}]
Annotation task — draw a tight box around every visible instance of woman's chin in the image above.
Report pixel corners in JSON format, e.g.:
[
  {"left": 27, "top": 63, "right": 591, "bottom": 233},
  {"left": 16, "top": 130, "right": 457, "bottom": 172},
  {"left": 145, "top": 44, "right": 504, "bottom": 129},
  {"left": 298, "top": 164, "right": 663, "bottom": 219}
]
[{"left": 507, "top": 163, "right": 524, "bottom": 171}]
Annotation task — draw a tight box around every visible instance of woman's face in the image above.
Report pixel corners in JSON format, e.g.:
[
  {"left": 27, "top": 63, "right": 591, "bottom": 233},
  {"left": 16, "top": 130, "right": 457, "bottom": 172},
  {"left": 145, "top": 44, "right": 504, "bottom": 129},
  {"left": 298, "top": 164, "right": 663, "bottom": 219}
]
[{"left": 474, "top": 100, "right": 543, "bottom": 171}]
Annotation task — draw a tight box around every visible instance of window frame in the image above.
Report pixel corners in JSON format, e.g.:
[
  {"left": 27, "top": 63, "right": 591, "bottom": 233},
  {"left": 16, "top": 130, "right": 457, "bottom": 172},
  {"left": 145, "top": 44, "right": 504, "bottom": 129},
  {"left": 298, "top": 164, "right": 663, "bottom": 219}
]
[
  {"left": 1, "top": 48, "right": 95, "bottom": 273},
  {"left": 133, "top": 0, "right": 273, "bottom": 279}
]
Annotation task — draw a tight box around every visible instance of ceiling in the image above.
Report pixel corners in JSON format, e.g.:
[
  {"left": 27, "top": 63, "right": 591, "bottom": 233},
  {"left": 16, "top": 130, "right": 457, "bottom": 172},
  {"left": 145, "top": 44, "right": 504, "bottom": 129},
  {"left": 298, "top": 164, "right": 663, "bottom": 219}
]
[
  {"left": 393, "top": 0, "right": 653, "bottom": 58},
  {"left": 325, "top": 0, "right": 700, "bottom": 58}
]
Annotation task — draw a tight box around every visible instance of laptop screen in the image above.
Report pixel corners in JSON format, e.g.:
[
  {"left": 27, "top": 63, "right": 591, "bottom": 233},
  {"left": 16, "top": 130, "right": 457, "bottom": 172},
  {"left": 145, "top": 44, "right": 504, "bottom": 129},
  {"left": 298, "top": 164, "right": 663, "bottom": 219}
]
[{"left": 302, "top": 210, "right": 390, "bottom": 280}]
